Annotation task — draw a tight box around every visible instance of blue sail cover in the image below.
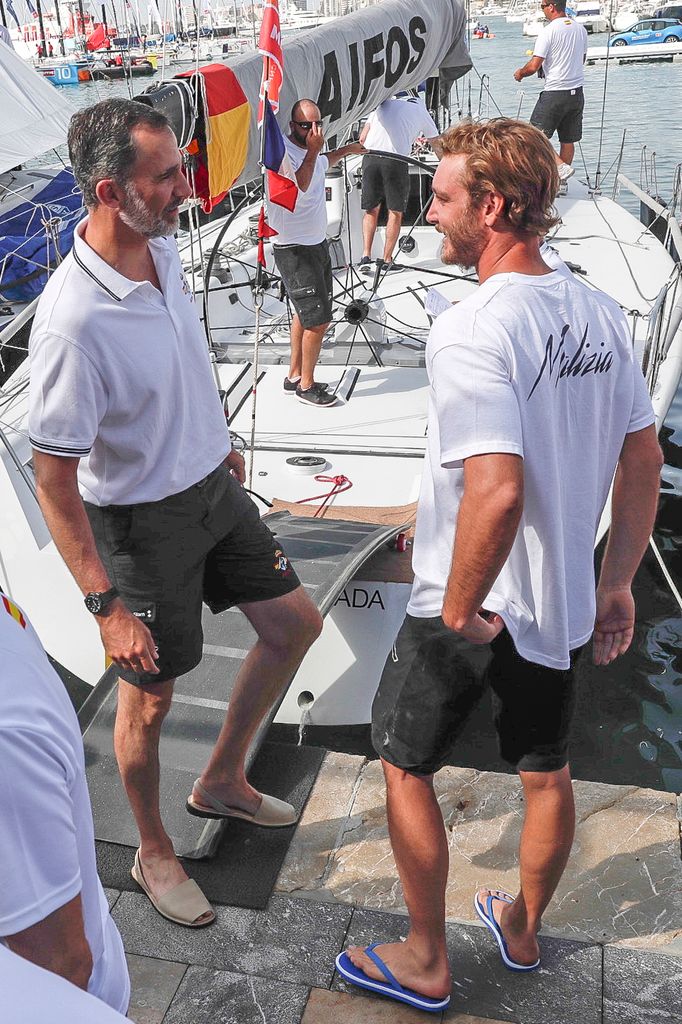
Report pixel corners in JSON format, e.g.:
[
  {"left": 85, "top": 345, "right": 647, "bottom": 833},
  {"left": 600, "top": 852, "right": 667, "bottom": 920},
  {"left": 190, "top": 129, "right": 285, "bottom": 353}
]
[{"left": 0, "top": 169, "right": 83, "bottom": 302}]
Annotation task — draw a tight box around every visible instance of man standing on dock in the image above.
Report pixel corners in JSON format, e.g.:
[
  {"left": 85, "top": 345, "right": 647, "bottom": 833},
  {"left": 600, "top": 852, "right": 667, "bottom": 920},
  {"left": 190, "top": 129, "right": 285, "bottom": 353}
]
[
  {"left": 28, "top": 98, "right": 323, "bottom": 930},
  {"left": 337, "top": 118, "right": 662, "bottom": 1011},
  {"left": 269, "top": 98, "right": 365, "bottom": 408},
  {"left": 514, "top": 0, "right": 588, "bottom": 180}
]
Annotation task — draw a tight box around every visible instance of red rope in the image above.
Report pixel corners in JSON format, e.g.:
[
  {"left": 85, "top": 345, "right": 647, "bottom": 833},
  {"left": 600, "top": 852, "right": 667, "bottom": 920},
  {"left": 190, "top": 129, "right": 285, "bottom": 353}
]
[{"left": 297, "top": 475, "right": 353, "bottom": 517}]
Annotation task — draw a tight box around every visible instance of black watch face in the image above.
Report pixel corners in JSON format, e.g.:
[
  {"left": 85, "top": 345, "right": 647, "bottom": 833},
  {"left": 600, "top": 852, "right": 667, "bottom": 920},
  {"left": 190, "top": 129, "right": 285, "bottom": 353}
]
[{"left": 85, "top": 593, "right": 103, "bottom": 614}]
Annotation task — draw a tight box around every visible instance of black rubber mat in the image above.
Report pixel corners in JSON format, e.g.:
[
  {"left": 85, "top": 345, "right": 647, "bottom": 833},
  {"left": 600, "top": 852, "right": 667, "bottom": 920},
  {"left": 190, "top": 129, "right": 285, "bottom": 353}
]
[
  {"left": 95, "top": 741, "right": 325, "bottom": 909},
  {"left": 82, "top": 513, "right": 405, "bottom": 858}
]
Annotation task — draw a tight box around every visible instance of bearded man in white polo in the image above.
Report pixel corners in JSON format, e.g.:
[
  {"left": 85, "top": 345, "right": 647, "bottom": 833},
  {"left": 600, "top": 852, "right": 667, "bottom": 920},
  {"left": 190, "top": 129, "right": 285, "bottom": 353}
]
[{"left": 28, "top": 98, "right": 322, "bottom": 929}]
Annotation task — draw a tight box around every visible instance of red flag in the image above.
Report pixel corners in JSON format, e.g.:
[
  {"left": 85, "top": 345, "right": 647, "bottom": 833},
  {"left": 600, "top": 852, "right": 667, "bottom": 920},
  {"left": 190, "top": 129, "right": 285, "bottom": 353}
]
[
  {"left": 86, "top": 23, "right": 107, "bottom": 50},
  {"left": 257, "top": 205, "right": 278, "bottom": 267},
  {"left": 257, "top": 0, "right": 283, "bottom": 124}
]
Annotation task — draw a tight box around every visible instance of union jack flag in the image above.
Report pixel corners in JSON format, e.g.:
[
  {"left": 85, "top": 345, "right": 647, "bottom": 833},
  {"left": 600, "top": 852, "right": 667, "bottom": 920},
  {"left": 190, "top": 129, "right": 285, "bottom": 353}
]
[
  {"left": 5, "top": 0, "right": 20, "bottom": 27},
  {"left": 257, "top": 0, "right": 283, "bottom": 124},
  {"left": 25, "top": 0, "right": 38, "bottom": 17}
]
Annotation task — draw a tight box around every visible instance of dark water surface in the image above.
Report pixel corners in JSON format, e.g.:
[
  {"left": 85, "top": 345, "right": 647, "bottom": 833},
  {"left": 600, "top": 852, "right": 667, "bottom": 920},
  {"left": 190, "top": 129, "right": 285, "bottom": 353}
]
[{"left": 53, "top": 25, "right": 682, "bottom": 789}]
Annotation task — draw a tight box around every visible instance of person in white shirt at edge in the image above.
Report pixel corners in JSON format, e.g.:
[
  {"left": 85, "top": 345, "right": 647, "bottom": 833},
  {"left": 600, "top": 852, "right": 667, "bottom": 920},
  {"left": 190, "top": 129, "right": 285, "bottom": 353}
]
[
  {"left": 336, "top": 118, "right": 662, "bottom": 1011},
  {"left": 357, "top": 94, "right": 442, "bottom": 275},
  {"left": 2, "top": 944, "right": 130, "bottom": 1024},
  {"left": 513, "top": 0, "right": 588, "bottom": 181},
  {"left": 0, "top": 24, "right": 15, "bottom": 48},
  {"left": 28, "top": 99, "right": 324, "bottom": 930},
  {"left": 0, "top": 592, "right": 130, "bottom": 1014},
  {"left": 267, "top": 98, "right": 365, "bottom": 408}
]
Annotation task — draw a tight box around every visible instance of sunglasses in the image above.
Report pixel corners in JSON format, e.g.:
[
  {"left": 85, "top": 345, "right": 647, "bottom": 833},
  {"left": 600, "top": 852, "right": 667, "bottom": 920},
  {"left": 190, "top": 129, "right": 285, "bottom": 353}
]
[
  {"left": 293, "top": 120, "right": 323, "bottom": 129},
  {"left": 540, "top": 2, "right": 554, "bottom": 6}
]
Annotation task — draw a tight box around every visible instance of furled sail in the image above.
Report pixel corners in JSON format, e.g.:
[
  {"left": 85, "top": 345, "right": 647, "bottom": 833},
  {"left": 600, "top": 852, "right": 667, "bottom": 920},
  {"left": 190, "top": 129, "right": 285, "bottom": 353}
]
[
  {"left": 228, "top": 0, "right": 470, "bottom": 186},
  {"left": 0, "top": 42, "right": 74, "bottom": 175}
]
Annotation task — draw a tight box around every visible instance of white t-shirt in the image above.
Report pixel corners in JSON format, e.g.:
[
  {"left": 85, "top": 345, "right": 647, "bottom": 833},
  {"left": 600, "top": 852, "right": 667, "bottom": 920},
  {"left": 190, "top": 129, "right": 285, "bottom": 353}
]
[
  {"left": 0, "top": 944, "right": 129, "bottom": 1024},
  {"left": 0, "top": 25, "right": 14, "bottom": 48},
  {"left": 0, "top": 595, "right": 130, "bottom": 1013},
  {"left": 534, "top": 17, "right": 588, "bottom": 91},
  {"left": 363, "top": 98, "right": 439, "bottom": 156},
  {"left": 29, "top": 220, "right": 231, "bottom": 506},
  {"left": 408, "top": 270, "right": 655, "bottom": 669},
  {"left": 267, "top": 138, "right": 329, "bottom": 246}
]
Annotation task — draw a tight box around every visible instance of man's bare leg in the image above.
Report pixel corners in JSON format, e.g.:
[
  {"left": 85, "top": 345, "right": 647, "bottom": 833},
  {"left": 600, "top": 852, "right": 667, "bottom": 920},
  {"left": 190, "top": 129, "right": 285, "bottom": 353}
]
[
  {"left": 476, "top": 765, "right": 575, "bottom": 965},
  {"left": 558, "top": 142, "right": 575, "bottom": 166},
  {"left": 383, "top": 209, "right": 404, "bottom": 264},
  {"left": 192, "top": 587, "right": 322, "bottom": 812},
  {"left": 288, "top": 314, "right": 304, "bottom": 382},
  {"left": 347, "top": 759, "right": 451, "bottom": 999},
  {"left": 362, "top": 205, "right": 381, "bottom": 259},
  {"left": 114, "top": 679, "right": 213, "bottom": 922},
  {"left": 300, "top": 322, "right": 330, "bottom": 391}
]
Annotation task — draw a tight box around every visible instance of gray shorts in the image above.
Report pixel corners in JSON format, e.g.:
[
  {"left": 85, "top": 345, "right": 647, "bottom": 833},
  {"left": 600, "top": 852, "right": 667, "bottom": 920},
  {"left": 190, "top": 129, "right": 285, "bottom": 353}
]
[
  {"left": 530, "top": 87, "right": 584, "bottom": 144},
  {"left": 361, "top": 154, "right": 410, "bottom": 213},
  {"left": 273, "top": 240, "right": 333, "bottom": 329},
  {"left": 85, "top": 466, "right": 300, "bottom": 686}
]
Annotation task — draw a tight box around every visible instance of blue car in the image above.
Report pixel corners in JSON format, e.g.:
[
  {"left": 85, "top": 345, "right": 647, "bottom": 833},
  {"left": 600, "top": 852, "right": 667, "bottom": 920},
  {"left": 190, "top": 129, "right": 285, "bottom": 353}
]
[{"left": 611, "top": 17, "right": 682, "bottom": 45}]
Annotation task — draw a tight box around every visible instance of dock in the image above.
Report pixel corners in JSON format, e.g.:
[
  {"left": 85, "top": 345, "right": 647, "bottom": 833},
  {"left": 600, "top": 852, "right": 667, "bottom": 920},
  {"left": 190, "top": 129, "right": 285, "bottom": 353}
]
[
  {"left": 586, "top": 40, "right": 682, "bottom": 64},
  {"left": 109, "top": 753, "right": 682, "bottom": 1023}
]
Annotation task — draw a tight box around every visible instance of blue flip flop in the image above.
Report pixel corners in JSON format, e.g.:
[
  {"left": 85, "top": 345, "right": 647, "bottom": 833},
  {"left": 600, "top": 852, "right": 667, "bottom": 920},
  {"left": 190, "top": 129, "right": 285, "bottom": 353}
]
[
  {"left": 474, "top": 890, "right": 540, "bottom": 972},
  {"left": 335, "top": 943, "right": 451, "bottom": 1013}
]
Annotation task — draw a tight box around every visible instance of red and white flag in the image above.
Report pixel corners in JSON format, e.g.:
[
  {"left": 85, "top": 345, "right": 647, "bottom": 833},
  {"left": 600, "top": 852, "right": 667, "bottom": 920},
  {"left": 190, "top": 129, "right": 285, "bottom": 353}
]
[{"left": 257, "top": 0, "right": 283, "bottom": 124}]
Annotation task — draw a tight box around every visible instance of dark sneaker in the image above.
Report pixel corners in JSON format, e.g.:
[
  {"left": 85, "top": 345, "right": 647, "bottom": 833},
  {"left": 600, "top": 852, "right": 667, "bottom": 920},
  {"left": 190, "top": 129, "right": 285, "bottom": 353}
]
[
  {"left": 358, "top": 256, "right": 373, "bottom": 274},
  {"left": 378, "top": 259, "right": 400, "bottom": 273},
  {"left": 296, "top": 383, "right": 337, "bottom": 407},
  {"left": 284, "top": 377, "right": 329, "bottom": 395}
]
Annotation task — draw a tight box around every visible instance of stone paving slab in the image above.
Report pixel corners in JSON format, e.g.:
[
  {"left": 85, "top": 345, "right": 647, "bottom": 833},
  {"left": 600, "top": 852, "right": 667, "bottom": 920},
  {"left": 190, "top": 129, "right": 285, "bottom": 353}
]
[
  {"left": 162, "top": 965, "right": 309, "bottom": 1024},
  {"left": 277, "top": 752, "right": 366, "bottom": 898},
  {"left": 337, "top": 907, "right": 603, "bottom": 1024},
  {"left": 297, "top": 760, "right": 682, "bottom": 948},
  {"left": 603, "top": 944, "right": 682, "bottom": 1024},
  {"left": 113, "top": 892, "right": 352, "bottom": 990},
  {"left": 301, "top": 988, "right": 437, "bottom": 1022},
  {"left": 126, "top": 955, "right": 186, "bottom": 1024},
  {"left": 105, "top": 887, "right": 120, "bottom": 911}
]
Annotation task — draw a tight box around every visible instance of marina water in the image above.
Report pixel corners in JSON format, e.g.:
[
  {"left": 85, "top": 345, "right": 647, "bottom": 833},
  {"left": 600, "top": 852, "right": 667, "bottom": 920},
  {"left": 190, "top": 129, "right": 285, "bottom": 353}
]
[{"left": 46, "top": 17, "right": 682, "bottom": 789}]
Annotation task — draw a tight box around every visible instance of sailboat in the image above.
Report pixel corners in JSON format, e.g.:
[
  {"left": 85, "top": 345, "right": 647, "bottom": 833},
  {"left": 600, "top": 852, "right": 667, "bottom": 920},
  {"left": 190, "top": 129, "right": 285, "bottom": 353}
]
[{"left": 0, "top": 0, "right": 680, "bottom": 736}]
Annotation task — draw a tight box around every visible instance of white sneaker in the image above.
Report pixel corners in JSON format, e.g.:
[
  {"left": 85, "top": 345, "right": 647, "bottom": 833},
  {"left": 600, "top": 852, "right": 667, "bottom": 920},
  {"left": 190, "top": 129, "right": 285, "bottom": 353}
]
[{"left": 558, "top": 162, "right": 575, "bottom": 181}]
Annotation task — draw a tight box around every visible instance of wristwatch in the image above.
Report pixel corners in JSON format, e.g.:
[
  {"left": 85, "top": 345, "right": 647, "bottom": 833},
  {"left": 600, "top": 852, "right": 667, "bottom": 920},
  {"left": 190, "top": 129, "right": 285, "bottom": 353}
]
[{"left": 84, "top": 587, "right": 120, "bottom": 616}]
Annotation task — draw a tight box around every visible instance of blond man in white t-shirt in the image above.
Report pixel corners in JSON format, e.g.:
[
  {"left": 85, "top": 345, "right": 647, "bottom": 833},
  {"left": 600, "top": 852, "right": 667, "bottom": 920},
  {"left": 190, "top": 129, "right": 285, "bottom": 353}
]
[{"left": 336, "top": 119, "right": 662, "bottom": 1013}]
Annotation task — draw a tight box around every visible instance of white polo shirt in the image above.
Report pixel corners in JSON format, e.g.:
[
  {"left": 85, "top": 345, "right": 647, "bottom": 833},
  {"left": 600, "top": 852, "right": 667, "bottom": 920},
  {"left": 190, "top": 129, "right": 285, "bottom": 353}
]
[
  {"left": 408, "top": 270, "right": 654, "bottom": 669},
  {"left": 267, "top": 139, "right": 329, "bottom": 247},
  {"left": 0, "top": 594, "right": 130, "bottom": 1013},
  {"left": 363, "top": 98, "right": 439, "bottom": 156},
  {"left": 29, "top": 220, "right": 231, "bottom": 506},
  {"left": 534, "top": 17, "right": 588, "bottom": 91}
]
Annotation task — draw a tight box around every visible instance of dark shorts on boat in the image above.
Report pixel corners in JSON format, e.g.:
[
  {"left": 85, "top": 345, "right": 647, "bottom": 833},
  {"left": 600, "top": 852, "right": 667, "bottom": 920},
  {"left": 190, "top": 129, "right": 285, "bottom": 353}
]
[
  {"left": 273, "top": 239, "right": 333, "bottom": 328},
  {"left": 530, "top": 87, "right": 584, "bottom": 144},
  {"left": 371, "top": 614, "right": 583, "bottom": 775},
  {"left": 85, "top": 465, "right": 300, "bottom": 687},
  {"left": 361, "top": 154, "right": 410, "bottom": 213}
]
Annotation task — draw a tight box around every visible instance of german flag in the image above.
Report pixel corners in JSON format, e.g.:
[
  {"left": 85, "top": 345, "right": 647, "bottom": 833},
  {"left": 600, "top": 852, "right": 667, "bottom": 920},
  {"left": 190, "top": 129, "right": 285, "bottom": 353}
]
[
  {"left": 2, "top": 593, "right": 26, "bottom": 629},
  {"left": 178, "top": 64, "right": 251, "bottom": 214}
]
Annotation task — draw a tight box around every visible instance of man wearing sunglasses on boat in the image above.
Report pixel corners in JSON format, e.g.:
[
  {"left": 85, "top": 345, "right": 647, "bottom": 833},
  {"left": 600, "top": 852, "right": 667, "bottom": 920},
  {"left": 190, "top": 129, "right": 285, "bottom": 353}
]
[
  {"left": 513, "top": 0, "right": 588, "bottom": 181},
  {"left": 268, "top": 98, "right": 365, "bottom": 408},
  {"left": 337, "top": 118, "right": 662, "bottom": 1013}
]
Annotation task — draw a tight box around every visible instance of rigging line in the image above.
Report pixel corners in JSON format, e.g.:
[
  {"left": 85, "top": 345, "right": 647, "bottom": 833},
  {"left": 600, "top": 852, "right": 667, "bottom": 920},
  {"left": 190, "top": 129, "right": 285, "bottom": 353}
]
[
  {"left": 588, "top": 193, "right": 661, "bottom": 305},
  {"left": 649, "top": 537, "right": 682, "bottom": 614},
  {"left": 363, "top": 315, "right": 427, "bottom": 344},
  {"left": 468, "top": 63, "right": 505, "bottom": 118},
  {"left": 594, "top": 0, "right": 616, "bottom": 188}
]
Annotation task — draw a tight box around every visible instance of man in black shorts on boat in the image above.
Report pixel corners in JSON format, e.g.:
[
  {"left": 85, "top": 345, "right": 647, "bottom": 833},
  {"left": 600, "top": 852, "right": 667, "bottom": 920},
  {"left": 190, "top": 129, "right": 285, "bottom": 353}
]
[
  {"left": 336, "top": 118, "right": 662, "bottom": 1011},
  {"left": 514, "top": 0, "right": 588, "bottom": 180},
  {"left": 268, "top": 98, "right": 364, "bottom": 408},
  {"left": 28, "top": 98, "right": 324, "bottom": 929},
  {"left": 358, "top": 93, "right": 441, "bottom": 274}
]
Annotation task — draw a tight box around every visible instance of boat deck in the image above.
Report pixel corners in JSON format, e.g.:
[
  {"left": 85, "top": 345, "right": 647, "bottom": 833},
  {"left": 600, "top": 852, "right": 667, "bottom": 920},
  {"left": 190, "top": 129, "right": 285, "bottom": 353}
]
[{"left": 112, "top": 754, "right": 682, "bottom": 1023}]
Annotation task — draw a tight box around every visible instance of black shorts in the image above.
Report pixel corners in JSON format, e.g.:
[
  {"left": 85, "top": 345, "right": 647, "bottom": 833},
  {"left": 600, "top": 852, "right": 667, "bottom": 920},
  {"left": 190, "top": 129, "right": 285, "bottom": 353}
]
[
  {"left": 371, "top": 614, "right": 582, "bottom": 775},
  {"left": 85, "top": 466, "right": 300, "bottom": 687},
  {"left": 530, "top": 87, "right": 584, "bottom": 144},
  {"left": 361, "top": 154, "right": 410, "bottom": 213},
  {"left": 273, "top": 240, "right": 333, "bottom": 329}
]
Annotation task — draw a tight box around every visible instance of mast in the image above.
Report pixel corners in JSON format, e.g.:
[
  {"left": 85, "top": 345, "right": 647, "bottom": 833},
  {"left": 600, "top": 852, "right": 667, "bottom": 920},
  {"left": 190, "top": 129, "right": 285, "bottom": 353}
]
[
  {"left": 54, "top": 0, "right": 67, "bottom": 55},
  {"left": 35, "top": 0, "right": 48, "bottom": 55},
  {"left": 77, "top": 0, "right": 86, "bottom": 48}
]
